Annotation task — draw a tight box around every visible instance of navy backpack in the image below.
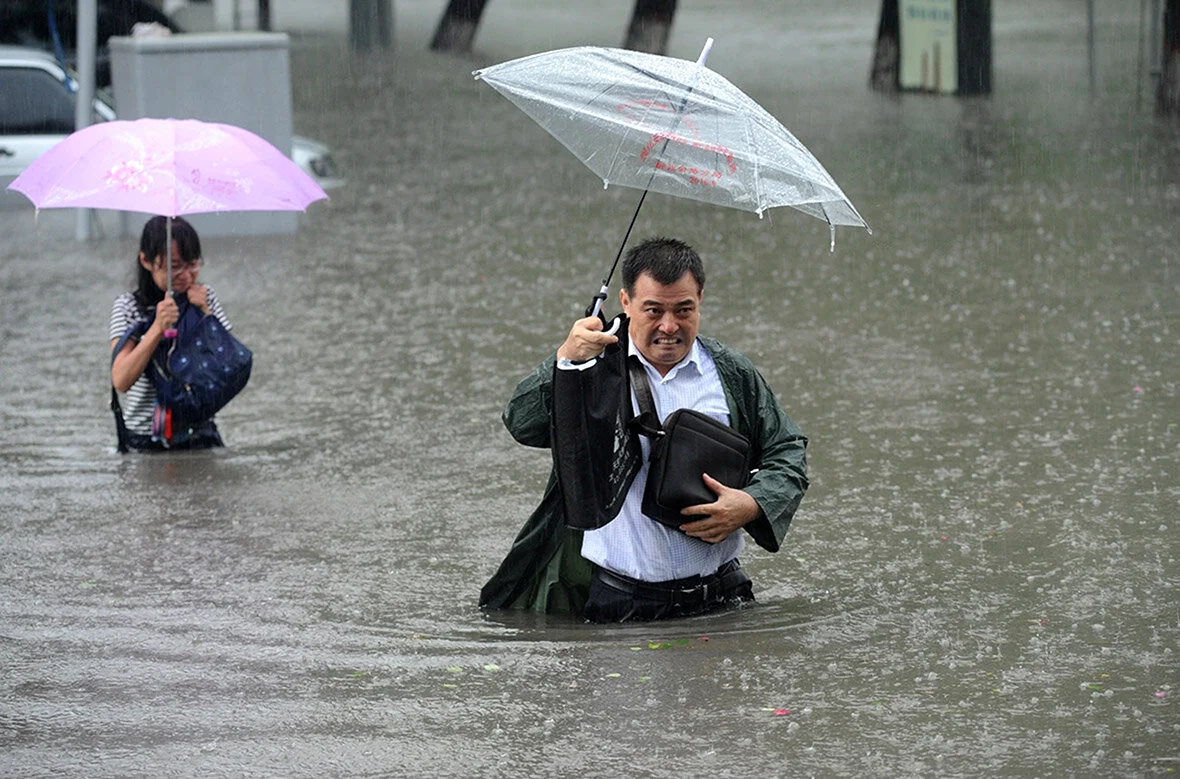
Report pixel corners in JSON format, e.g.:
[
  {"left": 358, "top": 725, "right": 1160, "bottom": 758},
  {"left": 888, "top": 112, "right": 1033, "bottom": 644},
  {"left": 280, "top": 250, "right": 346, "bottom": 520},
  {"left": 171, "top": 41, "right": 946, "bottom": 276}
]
[{"left": 111, "top": 295, "right": 252, "bottom": 451}]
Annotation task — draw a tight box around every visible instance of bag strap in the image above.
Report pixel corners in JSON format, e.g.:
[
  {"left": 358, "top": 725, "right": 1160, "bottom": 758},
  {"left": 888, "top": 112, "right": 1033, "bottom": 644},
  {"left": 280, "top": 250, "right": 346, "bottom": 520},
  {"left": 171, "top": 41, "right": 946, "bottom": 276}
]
[
  {"left": 627, "top": 357, "right": 664, "bottom": 439},
  {"left": 109, "top": 320, "right": 150, "bottom": 454},
  {"left": 110, "top": 389, "right": 131, "bottom": 454}
]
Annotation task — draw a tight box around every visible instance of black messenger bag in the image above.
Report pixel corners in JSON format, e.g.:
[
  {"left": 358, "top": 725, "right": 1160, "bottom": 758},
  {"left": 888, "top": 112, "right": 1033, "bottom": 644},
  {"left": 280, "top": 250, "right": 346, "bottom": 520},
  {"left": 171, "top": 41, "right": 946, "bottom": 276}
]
[{"left": 628, "top": 358, "right": 752, "bottom": 529}]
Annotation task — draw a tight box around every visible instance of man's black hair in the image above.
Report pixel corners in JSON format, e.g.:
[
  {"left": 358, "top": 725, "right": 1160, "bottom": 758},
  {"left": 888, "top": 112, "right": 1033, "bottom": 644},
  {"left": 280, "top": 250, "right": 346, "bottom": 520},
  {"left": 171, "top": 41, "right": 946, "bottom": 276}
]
[{"left": 621, "top": 237, "right": 705, "bottom": 295}]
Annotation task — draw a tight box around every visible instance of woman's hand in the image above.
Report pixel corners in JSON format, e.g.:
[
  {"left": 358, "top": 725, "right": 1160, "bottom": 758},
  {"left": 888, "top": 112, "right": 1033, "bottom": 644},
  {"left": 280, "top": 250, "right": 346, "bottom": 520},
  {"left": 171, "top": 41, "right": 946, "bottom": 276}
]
[
  {"left": 150, "top": 294, "right": 180, "bottom": 335},
  {"left": 187, "top": 284, "right": 210, "bottom": 315}
]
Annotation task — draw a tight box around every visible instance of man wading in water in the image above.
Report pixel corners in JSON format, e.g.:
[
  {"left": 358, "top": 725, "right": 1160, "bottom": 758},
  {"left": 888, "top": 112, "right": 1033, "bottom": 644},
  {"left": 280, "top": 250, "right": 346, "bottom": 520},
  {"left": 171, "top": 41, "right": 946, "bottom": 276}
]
[{"left": 481, "top": 237, "right": 809, "bottom": 622}]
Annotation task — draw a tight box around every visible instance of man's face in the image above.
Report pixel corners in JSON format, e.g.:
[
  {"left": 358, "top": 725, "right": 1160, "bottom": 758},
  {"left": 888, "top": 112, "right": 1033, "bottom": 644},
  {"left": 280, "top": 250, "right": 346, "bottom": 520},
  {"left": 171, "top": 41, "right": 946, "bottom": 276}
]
[{"left": 620, "top": 271, "right": 702, "bottom": 375}]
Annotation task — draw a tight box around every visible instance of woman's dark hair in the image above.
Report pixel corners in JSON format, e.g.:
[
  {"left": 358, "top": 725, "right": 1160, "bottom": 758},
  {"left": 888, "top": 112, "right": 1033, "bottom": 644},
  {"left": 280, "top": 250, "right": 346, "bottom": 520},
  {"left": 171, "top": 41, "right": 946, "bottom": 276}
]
[
  {"left": 621, "top": 237, "right": 705, "bottom": 295},
  {"left": 133, "top": 215, "right": 202, "bottom": 308}
]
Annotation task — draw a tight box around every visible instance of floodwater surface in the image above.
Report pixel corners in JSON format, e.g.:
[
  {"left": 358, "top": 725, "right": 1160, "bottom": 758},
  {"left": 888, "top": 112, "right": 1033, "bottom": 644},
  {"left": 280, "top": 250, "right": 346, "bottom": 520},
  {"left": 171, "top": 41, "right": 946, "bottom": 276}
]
[{"left": 1, "top": 1, "right": 1177, "bottom": 776}]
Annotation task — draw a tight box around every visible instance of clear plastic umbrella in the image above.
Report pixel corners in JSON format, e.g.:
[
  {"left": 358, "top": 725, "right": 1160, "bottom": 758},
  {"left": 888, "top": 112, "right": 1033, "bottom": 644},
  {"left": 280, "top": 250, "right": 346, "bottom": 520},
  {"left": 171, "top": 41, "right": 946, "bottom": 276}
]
[{"left": 475, "top": 39, "right": 870, "bottom": 312}]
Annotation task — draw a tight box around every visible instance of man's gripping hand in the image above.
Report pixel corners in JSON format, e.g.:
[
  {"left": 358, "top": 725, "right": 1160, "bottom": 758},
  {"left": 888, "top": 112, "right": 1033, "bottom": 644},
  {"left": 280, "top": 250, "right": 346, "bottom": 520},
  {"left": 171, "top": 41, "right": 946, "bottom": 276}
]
[{"left": 556, "top": 315, "right": 619, "bottom": 363}]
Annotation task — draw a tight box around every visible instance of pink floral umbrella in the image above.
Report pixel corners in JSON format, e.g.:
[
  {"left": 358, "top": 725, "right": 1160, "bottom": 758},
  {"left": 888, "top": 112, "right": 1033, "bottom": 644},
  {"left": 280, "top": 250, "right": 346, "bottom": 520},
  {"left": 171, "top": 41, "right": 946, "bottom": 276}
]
[{"left": 7, "top": 117, "right": 328, "bottom": 296}]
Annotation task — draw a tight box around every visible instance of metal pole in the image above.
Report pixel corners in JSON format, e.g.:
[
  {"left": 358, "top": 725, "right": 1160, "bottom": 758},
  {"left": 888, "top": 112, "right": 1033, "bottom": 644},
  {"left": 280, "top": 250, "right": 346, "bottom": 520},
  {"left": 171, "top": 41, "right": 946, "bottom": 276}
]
[
  {"left": 1150, "top": 0, "right": 1163, "bottom": 97},
  {"left": 74, "top": 0, "right": 97, "bottom": 241},
  {"left": 166, "top": 217, "right": 173, "bottom": 296},
  {"left": 1140, "top": 0, "right": 1150, "bottom": 108},
  {"left": 1087, "top": 0, "right": 1097, "bottom": 98},
  {"left": 163, "top": 216, "right": 178, "bottom": 339}
]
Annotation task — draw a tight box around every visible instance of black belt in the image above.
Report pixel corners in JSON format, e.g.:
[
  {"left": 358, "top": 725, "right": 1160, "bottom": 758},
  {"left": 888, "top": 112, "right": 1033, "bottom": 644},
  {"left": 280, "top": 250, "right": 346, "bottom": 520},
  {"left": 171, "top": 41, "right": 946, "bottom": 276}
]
[{"left": 594, "top": 559, "right": 747, "bottom": 610}]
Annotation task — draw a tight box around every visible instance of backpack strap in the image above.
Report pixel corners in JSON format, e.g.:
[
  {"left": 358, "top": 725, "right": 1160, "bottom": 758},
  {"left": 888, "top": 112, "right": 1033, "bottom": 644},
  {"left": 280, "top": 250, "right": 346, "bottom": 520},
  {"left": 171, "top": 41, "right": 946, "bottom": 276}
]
[
  {"left": 110, "top": 389, "right": 131, "bottom": 454},
  {"left": 110, "top": 320, "right": 149, "bottom": 454}
]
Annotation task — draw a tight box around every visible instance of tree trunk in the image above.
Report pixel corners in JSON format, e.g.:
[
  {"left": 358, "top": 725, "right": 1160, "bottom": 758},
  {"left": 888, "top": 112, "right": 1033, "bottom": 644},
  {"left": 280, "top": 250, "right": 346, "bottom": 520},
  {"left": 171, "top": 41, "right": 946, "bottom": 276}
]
[
  {"left": 869, "top": 0, "right": 900, "bottom": 92},
  {"left": 957, "top": 0, "right": 992, "bottom": 95},
  {"left": 430, "top": 0, "right": 490, "bottom": 53},
  {"left": 1160, "top": 0, "right": 1180, "bottom": 115},
  {"left": 350, "top": 0, "right": 393, "bottom": 51},
  {"left": 623, "top": 0, "right": 678, "bottom": 55},
  {"left": 113, "top": 0, "right": 134, "bottom": 33}
]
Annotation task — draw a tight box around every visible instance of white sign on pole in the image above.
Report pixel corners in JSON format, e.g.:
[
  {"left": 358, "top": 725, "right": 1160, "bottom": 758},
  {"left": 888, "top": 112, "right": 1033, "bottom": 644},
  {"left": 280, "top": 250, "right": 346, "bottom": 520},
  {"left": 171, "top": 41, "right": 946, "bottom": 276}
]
[{"left": 900, "top": 0, "right": 958, "bottom": 94}]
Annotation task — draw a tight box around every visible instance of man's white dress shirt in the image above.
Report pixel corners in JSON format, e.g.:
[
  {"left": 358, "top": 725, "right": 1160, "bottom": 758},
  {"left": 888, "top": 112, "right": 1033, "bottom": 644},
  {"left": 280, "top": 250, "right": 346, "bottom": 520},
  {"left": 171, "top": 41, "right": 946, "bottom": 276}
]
[{"left": 578, "top": 338, "right": 744, "bottom": 582}]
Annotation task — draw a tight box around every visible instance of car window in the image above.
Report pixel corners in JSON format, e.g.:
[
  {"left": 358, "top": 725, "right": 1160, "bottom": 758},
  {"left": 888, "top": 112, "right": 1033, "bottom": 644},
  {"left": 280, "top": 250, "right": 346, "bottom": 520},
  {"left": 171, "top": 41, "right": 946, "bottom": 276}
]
[{"left": 0, "top": 67, "right": 76, "bottom": 135}]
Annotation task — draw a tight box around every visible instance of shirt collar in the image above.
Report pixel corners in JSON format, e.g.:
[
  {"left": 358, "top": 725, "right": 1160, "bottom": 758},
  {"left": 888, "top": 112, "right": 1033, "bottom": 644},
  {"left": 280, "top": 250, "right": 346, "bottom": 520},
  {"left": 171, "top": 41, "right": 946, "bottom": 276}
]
[{"left": 628, "top": 337, "right": 703, "bottom": 382}]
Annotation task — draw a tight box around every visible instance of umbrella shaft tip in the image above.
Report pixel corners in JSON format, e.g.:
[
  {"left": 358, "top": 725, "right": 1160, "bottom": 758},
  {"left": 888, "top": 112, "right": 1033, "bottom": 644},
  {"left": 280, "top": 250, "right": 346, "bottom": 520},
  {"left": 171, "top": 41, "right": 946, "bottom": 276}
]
[{"left": 696, "top": 38, "right": 714, "bottom": 66}]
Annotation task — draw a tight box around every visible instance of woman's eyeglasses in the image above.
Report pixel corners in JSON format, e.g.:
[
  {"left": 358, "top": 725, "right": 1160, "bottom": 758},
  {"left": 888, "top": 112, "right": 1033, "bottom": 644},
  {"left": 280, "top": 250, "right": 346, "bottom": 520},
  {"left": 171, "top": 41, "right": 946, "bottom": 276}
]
[{"left": 158, "top": 257, "right": 203, "bottom": 272}]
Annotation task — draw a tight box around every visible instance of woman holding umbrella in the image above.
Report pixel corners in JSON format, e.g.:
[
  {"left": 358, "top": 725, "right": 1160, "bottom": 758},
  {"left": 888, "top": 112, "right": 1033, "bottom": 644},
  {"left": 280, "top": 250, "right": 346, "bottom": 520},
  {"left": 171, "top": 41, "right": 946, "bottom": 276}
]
[
  {"left": 108, "top": 215, "right": 234, "bottom": 452},
  {"left": 5, "top": 117, "right": 318, "bottom": 451}
]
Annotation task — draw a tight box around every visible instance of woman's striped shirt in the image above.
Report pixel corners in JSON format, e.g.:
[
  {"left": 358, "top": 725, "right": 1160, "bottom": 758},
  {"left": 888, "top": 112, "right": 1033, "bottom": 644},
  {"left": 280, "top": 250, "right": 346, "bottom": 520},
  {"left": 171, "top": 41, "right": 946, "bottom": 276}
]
[{"left": 108, "top": 288, "right": 232, "bottom": 435}]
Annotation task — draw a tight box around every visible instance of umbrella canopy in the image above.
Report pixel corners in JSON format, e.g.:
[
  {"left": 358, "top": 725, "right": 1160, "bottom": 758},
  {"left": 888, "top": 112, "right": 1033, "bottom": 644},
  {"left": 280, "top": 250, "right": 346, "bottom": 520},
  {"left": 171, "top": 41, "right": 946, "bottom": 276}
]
[
  {"left": 474, "top": 43, "right": 870, "bottom": 232},
  {"left": 7, "top": 117, "right": 328, "bottom": 298},
  {"left": 7, "top": 117, "right": 327, "bottom": 217}
]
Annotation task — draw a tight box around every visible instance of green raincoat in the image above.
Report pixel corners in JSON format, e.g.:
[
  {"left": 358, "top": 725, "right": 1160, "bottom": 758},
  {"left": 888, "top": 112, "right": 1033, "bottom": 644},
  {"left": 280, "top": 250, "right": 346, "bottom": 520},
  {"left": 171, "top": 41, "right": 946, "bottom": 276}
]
[{"left": 479, "top": 336, "right": 809, "bottom": 613}]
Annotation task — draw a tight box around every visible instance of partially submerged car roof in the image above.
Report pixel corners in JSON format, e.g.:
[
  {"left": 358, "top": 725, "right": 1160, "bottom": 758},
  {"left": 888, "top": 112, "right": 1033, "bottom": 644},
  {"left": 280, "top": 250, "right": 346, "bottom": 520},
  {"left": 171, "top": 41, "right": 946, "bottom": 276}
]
[{"left": 0, "top": 45, "right": 71, "bottom": 68}]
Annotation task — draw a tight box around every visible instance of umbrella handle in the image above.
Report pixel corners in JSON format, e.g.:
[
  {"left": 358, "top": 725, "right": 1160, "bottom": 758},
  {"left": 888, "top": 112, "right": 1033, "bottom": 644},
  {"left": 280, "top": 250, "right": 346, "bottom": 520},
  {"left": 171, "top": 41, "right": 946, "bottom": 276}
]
[
  {"left": 163, "top": 275, "right": 177, "bottom": 339},
  {"left": 585, "top": 282, "right": 610, "bottom": 319}
]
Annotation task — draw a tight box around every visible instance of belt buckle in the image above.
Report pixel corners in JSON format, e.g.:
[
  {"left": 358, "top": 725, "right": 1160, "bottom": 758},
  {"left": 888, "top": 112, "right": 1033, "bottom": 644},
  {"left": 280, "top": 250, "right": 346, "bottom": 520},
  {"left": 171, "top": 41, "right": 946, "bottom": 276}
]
[{"left": 675, "top": 581, "right": 708, "bottom": 609}]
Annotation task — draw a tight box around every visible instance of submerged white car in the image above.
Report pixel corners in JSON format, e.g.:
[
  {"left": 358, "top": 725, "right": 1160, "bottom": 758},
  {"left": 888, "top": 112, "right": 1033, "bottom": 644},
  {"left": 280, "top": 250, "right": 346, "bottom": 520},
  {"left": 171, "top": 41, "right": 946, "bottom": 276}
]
[{"left": 0, "top": 45, "right": 344, "bottom": 191}]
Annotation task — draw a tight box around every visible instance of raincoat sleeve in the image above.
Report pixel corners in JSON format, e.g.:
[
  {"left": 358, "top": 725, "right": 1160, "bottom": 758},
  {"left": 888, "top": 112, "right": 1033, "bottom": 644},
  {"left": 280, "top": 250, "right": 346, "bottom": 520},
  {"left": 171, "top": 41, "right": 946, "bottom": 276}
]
[
  {"left": 501, "top": 354, "right": 556, "bottom": 449},
  {"left": 482, "top": 352, "right": 592, "bottom": 613},
  {"left": 710, "top": 340, "right": 809, "bottom": 553}
]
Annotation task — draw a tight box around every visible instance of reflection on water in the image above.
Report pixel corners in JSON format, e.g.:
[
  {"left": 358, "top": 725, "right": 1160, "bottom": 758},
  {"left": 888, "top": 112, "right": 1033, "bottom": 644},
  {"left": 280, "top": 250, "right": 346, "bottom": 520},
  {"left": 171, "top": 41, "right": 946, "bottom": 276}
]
[{"left": 1, "top": 1, "right": 1177, "bottom": 775}]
